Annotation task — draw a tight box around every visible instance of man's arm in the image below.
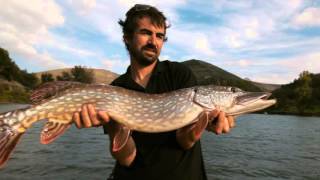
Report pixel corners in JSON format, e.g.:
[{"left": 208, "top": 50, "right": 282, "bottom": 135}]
[
  {"left": 73, "top": 104, "right": 136, "bottom": 167},
  {"left": 176, "top": 109, "right": 235, "bottom": 150}
]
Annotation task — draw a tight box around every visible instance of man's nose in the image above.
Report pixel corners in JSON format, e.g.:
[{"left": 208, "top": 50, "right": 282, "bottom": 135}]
[{"left": 148, "top": 34, "right": 156, "bottom": 45}]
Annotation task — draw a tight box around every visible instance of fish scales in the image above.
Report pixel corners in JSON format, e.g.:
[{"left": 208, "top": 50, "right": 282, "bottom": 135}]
[
  {"left": 9, "top": 85, "right": 202, "bottom": 133},
  {"left": 0, "top": 82, "right": 276, "bottom": 168}
]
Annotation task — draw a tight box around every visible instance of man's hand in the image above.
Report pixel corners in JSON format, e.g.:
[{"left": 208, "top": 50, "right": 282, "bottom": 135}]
[
  {"left": 176, "top": 108, "right": 236, "bottom": 150},
  {"left": 206, "top": 108, "right": 236, "bottom": 134},
  {"left": 73, "top": 104, "right": 110, "bottom": 128}
]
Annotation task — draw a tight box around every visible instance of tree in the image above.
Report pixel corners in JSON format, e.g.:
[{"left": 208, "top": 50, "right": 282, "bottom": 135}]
[
  {"left": 71, "top": 66, "right": 94, "bottom": 83},
  {"left": 41, "top": 73, "right": 54, "bottom": 83},
  {"left": 13, "top": 70, "right": 39, "bottom": 89},
  {"left": 294, "top": 71, "right": 312, "bottom": 113},
  {"left": 0, "top": 48, "right": 21, "bottom": 81},
  {"left": 56, "top": 71, "right": 72, "bottom": 81}
]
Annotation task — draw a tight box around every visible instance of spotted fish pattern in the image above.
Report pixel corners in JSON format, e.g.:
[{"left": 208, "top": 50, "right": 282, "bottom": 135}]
[{"left": 0, "top": 81, "right": 276, "bottom": 168}]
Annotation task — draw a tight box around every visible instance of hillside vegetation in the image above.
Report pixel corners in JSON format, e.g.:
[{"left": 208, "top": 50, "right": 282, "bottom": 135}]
[
  {"left": 0, "top": 48, "right": 38, "bottom": 103},
  {"left": 0, "top": 48, "right": 39, "bottom": 89},
  {"left": 268, "top": 71, "right": 320, "bottom": 116}
]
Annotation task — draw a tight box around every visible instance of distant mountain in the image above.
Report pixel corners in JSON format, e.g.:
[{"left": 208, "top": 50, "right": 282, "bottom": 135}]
[
  {"left": 35, "top": 68, "right": 119, "bottom": 84},
  {"left": 182, "top": 59, "right": 262, "bottom": 92},
  {"left": 245, "top": 80, "right": 281, "bottom": 92}
]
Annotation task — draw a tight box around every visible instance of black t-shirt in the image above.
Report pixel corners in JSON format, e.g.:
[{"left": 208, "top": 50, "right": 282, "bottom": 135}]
[{"left": 103, "top": 60, "right": 207, "bottom": 180}]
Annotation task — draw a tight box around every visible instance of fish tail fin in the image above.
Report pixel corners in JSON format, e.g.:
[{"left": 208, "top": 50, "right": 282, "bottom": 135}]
[
  {"left": 0, "top": 110, "right": 28, "bottom": 168},
  {"left": 0, "top": 124, "right": 24, "bottom": 168}
]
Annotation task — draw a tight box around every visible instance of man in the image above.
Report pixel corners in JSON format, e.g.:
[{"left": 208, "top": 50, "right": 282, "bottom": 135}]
[{"left": 73, "top": 4, "right": 235, "bottom": 180}]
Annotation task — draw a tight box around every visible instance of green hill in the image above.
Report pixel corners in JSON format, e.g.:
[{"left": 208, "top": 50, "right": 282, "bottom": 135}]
[{"left": 182, "top": 59, "right": 263, "bottom": 91}]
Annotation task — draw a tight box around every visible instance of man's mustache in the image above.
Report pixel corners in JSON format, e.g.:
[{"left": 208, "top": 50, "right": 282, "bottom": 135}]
[{"left": 142, "top": 44, "right": 157, "bottom": 53}]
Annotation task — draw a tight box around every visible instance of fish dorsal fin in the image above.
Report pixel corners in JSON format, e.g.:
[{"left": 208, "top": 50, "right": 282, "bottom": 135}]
[
  {"left": 30, "top": 81, "right": 84, "bottom": 104},
  {"left": 40, "top": 119, "right": 71, "bottom": 145}
]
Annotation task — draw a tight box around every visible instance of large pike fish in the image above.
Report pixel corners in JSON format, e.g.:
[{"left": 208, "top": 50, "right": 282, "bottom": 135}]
[{"left": 0, "top": 81, "right": 276, "bottom": 168}]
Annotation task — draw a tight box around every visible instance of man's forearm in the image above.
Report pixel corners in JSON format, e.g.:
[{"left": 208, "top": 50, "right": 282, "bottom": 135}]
[
  {"left": 176, "top": 130, "right": 197, "bottom": 150},
  {"left": 176, "top": 112, "right": 209, "bottom": 150}
]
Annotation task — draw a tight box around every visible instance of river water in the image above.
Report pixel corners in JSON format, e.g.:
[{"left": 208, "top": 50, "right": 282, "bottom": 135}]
[{"left": 0, "top": 104, "right": 319, "bottom": 180}]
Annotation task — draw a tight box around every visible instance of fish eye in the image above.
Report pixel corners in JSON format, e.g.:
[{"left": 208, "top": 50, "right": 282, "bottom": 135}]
[
  {"left": 230, "top": 87, "right": 241, "bottom": 93},
  {"left": 230, "top": 87, "right": 236, "bottom": 92}
]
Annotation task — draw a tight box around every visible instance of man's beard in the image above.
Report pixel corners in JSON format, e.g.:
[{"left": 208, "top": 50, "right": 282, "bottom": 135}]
[{"left": 130, "top": 44, "right": 158, "bottom": 66}]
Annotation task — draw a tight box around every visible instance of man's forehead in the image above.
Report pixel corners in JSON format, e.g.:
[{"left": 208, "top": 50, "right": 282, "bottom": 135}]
[{"left": 136, "top": 16, "right": 165, "bottom": 32}]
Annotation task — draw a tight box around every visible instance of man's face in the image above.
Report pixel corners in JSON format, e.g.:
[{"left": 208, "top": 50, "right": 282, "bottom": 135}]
[{"left": 125, "top": 16, "right": 166, "bottom": 66}]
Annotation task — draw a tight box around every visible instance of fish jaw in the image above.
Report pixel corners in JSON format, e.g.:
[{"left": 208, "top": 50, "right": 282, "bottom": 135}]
[
  {"left": 235, "top": 92, "right": 271, "bottom": 105},
  {"left": 225, "top": 92, "right": 277, "bottom": 116},
  {"left": 193, "top": 85, "right": 276, "bottom": 116}
]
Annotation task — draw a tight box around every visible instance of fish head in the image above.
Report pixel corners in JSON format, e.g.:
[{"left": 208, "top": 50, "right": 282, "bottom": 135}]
[{"left": 194, "top": 85, "right": 276, "bottom": 115}]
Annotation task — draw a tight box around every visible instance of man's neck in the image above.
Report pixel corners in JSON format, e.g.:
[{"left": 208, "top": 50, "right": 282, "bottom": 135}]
[{"left": 130, "top": 59, "right": 157, "bottom": 88}]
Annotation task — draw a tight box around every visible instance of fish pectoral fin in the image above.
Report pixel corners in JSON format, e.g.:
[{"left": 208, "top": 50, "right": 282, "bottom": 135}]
[
  {"left": 189, "top": 112, "right": 209, "bottom": 140},
  {"left": 40, "top": 119, "right": 71, "bottom": 145},
  {"left": 0, "top": 129, "right": 24, "bottom": 168},
  {"left": 112, "top": 125, "right": 131, "bottom": 152}
]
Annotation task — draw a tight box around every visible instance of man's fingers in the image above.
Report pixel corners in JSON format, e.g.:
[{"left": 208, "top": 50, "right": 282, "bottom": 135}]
[
  {"left": 222, "top": 116, "right": 230, "bottom": 133},
  {"left": 215, "top": 111, "right": 225, "bottom": 134},
  {"left": 88, "top": 104, "right": 101, "bottom": 126},
  {"left": 81, "top": 104, "right": 92, "bottom": 128},
  {"left": 73, "top": 112, "right": 82, "bottom": 129},
  {"left": 98, "top": 111, "right": 110, "bottom": 123},
  {"left": 227, "top": 116, "right": 235, "bottom": 128}
]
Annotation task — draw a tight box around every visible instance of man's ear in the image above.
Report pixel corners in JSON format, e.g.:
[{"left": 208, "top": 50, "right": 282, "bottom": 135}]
[{"left": 123, "top": 34, "right": 129, "bottom": 44}]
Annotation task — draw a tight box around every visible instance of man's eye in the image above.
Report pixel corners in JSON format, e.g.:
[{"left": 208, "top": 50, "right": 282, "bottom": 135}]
[{"left": 157, "top": 35, "right": 164, "bottom": 40}]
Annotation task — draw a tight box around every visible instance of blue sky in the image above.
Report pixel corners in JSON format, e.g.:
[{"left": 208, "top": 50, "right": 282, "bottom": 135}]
[{"left": 1, "top": 0, "right": 320, "bottom": 84}]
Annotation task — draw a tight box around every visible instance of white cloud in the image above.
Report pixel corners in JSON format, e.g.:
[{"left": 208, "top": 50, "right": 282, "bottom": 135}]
[
  {"left": 252, "top": 74, "right": 293, "bottom": 84},
  {"left": 101, "top": 58, "right": 130, "bottom": 73},
  {"left": 212, "top": 50, "right": 320, "bottom": 84},
  {"left": 225, "top": 59, "right": 252, "bottom": 67},
  {"left": 0, "top": 0, "right": 67, "bottom": 70},
  {"left": 69, "top": 0, "right": 97, "bottom": 15},
  {"left": 278, "top": 52, "right": 320, "bottom": 73},
  {"left": 194, "top": 35, "right": 216, "bottom": 56},
  {"left": 167, "top": 29, "right": 216, "bottom": 58},
  {"left": 292, "top": 7, "right": 320, "bottom": 27}
]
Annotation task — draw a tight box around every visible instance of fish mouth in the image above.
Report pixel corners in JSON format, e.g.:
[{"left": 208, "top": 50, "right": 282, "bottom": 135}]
[
  {"left": 228, "top": 92, "right": 276, "bottom": 116},
  {"left": 236, "top": 92, "right": 272, "bottom": 105}
]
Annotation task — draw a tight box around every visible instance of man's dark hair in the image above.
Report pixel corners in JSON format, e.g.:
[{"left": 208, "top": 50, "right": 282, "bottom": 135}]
[{"left": 119, "top": 4, "right": 170, "bottom": 44}]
